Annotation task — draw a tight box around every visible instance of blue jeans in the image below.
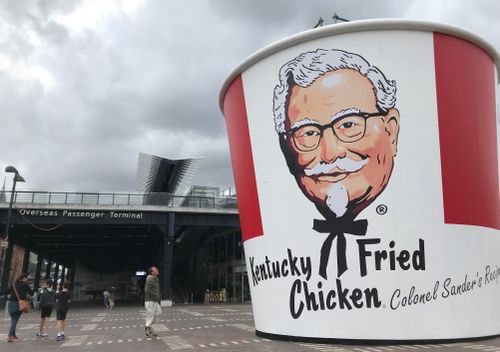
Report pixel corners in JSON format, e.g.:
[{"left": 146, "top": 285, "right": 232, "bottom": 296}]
[{"left": 9, "top": 311, "right": 22, "bottom": 337}]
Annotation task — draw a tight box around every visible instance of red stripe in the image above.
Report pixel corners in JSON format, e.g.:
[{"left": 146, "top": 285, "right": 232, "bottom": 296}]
[
  {"left": 434, "top": 33, "right": 500, "bottom": 230},
  {"left": 222, "top": 75, "right": 263, "bottom": 241}
]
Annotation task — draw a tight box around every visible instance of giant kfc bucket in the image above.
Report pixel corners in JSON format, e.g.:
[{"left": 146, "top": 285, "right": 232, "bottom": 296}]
[{"left": 219, "top": 19, "right": 500, "bottom": 342}]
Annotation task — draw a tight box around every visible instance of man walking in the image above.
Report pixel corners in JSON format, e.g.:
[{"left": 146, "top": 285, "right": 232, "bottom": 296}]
[{"left": 144, "top": 266, "right": 161, "bottom": 338}]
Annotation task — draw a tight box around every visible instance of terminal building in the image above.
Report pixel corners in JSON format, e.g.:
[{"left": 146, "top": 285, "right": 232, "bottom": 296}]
[{"left": 0, "top": 154, "right": 248, "bottom": 304}]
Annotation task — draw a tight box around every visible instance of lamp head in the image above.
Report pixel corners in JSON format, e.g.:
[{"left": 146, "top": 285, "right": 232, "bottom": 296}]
[
  {"left": 5, "top": 166, "right": 25, "bottom": 182},
  {"left": 5, "top": 166, "right": 18, "bottom": 174}
]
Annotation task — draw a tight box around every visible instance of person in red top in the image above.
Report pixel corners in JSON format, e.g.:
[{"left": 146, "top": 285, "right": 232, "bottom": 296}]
[{"left": 6, "top": 273, "right": 33, "bottom": 343}]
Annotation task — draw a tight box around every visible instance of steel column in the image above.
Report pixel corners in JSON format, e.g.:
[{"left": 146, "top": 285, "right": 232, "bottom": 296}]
[
  {"left": 34, "top": 255, "right": 43, "bottom": 291},
  {"left": 161, "top": 212, "right": 175, "bottom": 301}
]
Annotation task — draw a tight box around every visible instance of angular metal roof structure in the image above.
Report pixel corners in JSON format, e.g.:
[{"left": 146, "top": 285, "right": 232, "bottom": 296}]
[{"left": 136, "top": 152, "right": 203, "bottom": 196}]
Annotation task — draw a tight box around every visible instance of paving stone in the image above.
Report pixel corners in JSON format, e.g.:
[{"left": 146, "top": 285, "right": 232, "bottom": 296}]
[{"left": 2, "top": 304, "right": 500, "bottom": 351}]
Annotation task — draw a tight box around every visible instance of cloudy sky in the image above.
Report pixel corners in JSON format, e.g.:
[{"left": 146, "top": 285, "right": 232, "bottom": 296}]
[{"left": 1, "top": 0, "right": 499, "bottom": 194}]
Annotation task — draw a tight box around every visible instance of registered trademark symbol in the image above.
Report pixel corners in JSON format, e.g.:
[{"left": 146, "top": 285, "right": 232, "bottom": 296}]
[{"left": 376, "top": 204, "right": 388, "bottom": 215}]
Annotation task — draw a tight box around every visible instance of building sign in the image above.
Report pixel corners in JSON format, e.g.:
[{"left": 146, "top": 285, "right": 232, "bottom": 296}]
[
  {"left": 18, "top": 208, "right": 144, "bottom": 220},
  {"left": 220, "top": 20, "right": 500, "bottom": 341}
]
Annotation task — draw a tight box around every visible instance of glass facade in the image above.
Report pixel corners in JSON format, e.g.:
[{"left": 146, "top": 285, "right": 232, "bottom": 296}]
[{"left": 203, "top": 231, "right": 250, "bottom": 303}]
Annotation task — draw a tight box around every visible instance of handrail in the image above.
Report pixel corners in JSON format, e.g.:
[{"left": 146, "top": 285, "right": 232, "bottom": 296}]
[{"left": 0, "top": 190, "right": 238, "bottom": 209}]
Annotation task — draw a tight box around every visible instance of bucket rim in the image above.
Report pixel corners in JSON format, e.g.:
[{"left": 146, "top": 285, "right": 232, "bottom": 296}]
[{"left": 218, "top": 18, "right": 500, "bottom": 113}]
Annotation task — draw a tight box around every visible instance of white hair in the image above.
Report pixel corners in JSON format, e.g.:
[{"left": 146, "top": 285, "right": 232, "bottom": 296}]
[{"left": 272, "top": 49, "right": 397, "bottom": 133}]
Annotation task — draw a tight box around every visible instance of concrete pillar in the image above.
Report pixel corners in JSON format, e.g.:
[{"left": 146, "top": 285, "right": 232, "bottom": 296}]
[
  {"left": 34, "top": 255, "right": 43, "bottom": 291},
  {"left": 60, "top": 266, "right": 66, "bottom": 285},
  {"left": 53, "top": 264, "right": 59, "bottom": 289},
  {"left": 70, "top": 268, "right": 75, "bottom": 285},
  {"left": 21, "top": 248, "right": 30, "bottom": 273},
  {"left": 45, "top": 260, "right": 52, "bottom": 280},
  {"left": 0, "top": 241, "right": 14, "bottom": 293},
  {"left": 69, "top": 261, "right": 76, "bottom": 283}
]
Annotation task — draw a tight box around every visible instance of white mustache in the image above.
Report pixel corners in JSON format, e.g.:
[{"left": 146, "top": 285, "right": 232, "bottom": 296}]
[{"left": 304, "top": 157, "right": 369, "bottom": 176}]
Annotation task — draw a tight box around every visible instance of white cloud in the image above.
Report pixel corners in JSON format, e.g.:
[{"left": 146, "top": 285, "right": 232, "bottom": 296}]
[{"left": 52, "top": 0, "right": 139, "bottom": 34}]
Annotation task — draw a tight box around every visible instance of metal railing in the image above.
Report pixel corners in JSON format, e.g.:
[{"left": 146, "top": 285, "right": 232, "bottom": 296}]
[{"left": 0, "top": 191, "right": 238, "bottom": 209}]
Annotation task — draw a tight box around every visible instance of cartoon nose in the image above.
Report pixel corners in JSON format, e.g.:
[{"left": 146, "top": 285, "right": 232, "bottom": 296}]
[{"left": 319, "top": 128, "right": 346, "bottom": 162}]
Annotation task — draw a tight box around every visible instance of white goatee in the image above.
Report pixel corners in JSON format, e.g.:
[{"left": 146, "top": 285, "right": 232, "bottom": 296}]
[{"left": 326, "top": 182, "right": 349, "bottom": 217}]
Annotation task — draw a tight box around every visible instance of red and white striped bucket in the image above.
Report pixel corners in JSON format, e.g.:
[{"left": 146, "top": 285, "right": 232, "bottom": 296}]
[{"left": 220, "top": 19, "right": 500, "bottom": 342}]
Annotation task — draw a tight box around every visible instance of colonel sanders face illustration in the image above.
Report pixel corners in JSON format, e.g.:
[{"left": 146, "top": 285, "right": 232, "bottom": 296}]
[{"left": 273, "top": 49, "right": 400, "bottom": 219}]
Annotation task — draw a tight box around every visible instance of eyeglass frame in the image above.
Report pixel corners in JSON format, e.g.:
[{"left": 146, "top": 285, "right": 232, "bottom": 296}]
[{"left": 281, "top": 111, "right": 389, "bottom": 152}]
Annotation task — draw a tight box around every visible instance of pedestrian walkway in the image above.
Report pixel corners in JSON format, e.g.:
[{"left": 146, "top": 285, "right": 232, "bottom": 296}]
[{"left": 2, "top": 304, "right": 500, "bottom": 351}]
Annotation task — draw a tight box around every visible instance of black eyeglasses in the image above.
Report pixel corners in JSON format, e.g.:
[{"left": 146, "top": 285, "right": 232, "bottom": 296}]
[{"left": 282, "top": 111, "right": 387, "bottom": 152}]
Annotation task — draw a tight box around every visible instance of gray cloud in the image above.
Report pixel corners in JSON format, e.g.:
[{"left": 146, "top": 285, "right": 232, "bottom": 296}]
[{"left": 1, "top": 0, "right": 499, "bottom": 194}]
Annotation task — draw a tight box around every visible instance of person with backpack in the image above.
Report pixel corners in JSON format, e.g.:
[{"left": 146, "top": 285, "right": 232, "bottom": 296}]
[{"left": 36, "top": 279, "right": 55, "bottom": 338}]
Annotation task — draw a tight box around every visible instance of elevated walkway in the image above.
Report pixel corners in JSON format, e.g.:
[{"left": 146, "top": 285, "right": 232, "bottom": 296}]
[
  {"left": 0, "top": 190, "right": 238, "bottom": 213},
  {"left": 0, "top": 190, "right": 241, "bottom": 304}
]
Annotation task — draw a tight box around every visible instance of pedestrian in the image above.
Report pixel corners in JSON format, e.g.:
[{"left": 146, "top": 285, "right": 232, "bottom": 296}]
[
  {"left": 144, "top": 266, "right": 161, "bottom": 338},
  {"left": 36, "top": 279, "right": 55, "bottom": 338},
  {"left": 6, "top": 272, "right": 34, "bottom": 343},
  {"left": 103, "top": 288, "right": 110, "bottom": 309},
  {"left": 31, "top": 290, "right": 38, "bottom": 310},
  {"left": 109, "top": 286, "right": 116, "bottom": 310},
  {"left": 55, "top": 281, "right": 71, "bottom": 341}
]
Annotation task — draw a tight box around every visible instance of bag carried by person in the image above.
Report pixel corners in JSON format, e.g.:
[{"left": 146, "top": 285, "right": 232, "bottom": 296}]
[
  {"left": 19, "top": 299, "right": 29, "bottom": 313},
  {"left": 39, "top": 289, "right": 55, "bottom": 309},
  {"left": 13, "top": 283, "right": 29, "bottom": 313}
]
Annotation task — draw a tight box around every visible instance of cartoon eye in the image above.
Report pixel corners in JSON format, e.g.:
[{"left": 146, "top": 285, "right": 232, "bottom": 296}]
[
  {"left": 339, "top": 121, "right": 356, "bottom": 129},
  {"left": 295, "top": 126, "right": 320, "bottom": 138},
  {"left": 334, "top": 116, "right": 363, "bottom": 131},
  {"left": 303, "top": 130, "right": 320, "bottom": 137}
]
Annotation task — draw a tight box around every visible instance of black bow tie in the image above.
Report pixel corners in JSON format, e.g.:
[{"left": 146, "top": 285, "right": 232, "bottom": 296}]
[{"left": 313, "top": 217, "right": 368, "bottom": 279}]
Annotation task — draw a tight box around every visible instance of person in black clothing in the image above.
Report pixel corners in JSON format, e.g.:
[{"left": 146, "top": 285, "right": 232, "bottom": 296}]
[
  {"left": 36, "top": 279, "right": 55, "bottom": 338},
  {"left": 6, "top": 272, "right": 34, "bottom": 343},
  {"left": 56, "top": 280, "right": 71, "bottom": 341}
]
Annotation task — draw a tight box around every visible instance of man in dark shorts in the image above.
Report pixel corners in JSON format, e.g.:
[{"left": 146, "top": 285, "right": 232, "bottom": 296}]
[
  {"left": 56, "top": 281, "right": 71, "bottom": 341},
  {"left": 36, "top": 279, "right": 55, "bottom": 338}
]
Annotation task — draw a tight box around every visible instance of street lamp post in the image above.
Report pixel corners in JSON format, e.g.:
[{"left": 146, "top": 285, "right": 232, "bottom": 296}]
[
  {"left": 0, "top": 166, "right": 25, "bottom": 294},
  {"left": 3, "top": 166, "right": 25, "bottom": 241}
]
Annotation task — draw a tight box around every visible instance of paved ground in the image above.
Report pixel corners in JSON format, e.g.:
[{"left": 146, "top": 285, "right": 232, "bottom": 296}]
[{"left": 1, "top": 303, "right": 500, "bottom": 351}]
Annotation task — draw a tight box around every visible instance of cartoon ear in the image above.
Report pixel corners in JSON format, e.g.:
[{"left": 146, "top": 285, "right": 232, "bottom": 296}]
[{"left": 384, "top": 108, "right": 400, "bottom": 156}]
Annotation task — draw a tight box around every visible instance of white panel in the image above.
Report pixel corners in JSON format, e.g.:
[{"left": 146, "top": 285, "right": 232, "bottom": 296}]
[{"left": 238, "top": 29, "right": 500, "bottom": 340}]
